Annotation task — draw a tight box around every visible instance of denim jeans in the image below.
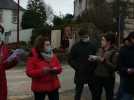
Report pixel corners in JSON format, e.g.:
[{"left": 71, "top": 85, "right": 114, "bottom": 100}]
[
  {"left": 115, "top": 77, "right": 125, "bottom": 100},
  {"left": 116, "top": 77, "right": 133, "bottom": 100},
  {"left": 121, "top": 93, "right": 133, "bottom": 100}
]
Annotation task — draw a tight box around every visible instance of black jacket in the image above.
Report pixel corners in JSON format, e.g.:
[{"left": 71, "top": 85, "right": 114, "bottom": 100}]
[
  {"left": 118, "top": 44, "right": 134, "bottom": 94},
  {"left": 68, "top": 40, "right": 97, "bottom": 84}
]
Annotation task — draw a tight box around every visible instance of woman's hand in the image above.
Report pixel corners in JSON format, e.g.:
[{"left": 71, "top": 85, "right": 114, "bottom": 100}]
[
  {"left": 128, "top": 68, "right": 134, "bottom": 75},
  {"left": 50, "top": 67, "right": 59, "bottom": 75},
  {"left": 100, "top": 57, "right": 105, "bottom": 62},
  {"left": 43, "top": 67, "right": 52, "bottom": 75}
]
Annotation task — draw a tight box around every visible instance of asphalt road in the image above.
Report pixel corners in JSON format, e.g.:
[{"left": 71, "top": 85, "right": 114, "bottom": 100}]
[{"left": 7, "top": 65, "right": 120, "bottom": 100}]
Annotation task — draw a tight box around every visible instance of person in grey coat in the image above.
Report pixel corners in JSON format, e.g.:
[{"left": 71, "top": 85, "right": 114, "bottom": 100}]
[{"left": 89, "top": 33, "right": 118, "bottom": 100}]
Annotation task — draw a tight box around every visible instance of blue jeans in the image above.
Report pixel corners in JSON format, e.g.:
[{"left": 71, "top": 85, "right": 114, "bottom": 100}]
[
  {"left": 121, "top": 93, "right": 133, "bottom": 100},
  {"left": 116, "top": 77, "right": 133, "bottom": 100},
  {"left": 116, "top": 77, "right": 124, "bottom": 100}
]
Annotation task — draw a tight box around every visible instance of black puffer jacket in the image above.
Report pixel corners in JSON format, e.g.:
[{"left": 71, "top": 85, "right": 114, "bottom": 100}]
[
  {"left": 118, "top": 44, "right": 134, "bottom": 94},
  {"left": 68, "top": 40, "right": 97, "bottom": 84}
]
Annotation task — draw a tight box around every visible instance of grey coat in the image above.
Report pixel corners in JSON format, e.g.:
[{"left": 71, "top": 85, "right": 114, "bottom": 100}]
[{"left": 95, "top": 47, "right": 118, "bottom": 78}]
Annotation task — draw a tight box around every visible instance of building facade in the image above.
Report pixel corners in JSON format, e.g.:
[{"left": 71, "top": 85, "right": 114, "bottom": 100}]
[
  {"left": 74, "top": 0, "right": 88, "bottom": 18},
  {"left": 0, "top": 0, "right": 24, "bottom": 32},
  {"left": 74, "top": 0, "right": 134, "bottom": 34}
]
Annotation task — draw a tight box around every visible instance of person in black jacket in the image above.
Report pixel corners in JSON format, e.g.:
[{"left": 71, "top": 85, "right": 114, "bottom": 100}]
[
  {"left": 115, "top": 36, "right": 130, "bottom": 100},
  {"left": 116, "top": 32, "right": 134, "bottom": 100},
  {"left": 68, "top": 28, "right": 97, "bottom": 100}
]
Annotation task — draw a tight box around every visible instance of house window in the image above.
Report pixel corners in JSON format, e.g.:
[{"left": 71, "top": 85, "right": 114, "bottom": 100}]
[
  {"left": 12, "top": 10, "right": 17, "bottom": 24},
  {"left": 0, "top": 10, "right": 3, "bottom": 23},
  {"left": 5, "top": 31, "right": 11, "bottom": 43},
  {"left": 128, "top": 6, "right": 134, "bottom": 19}
]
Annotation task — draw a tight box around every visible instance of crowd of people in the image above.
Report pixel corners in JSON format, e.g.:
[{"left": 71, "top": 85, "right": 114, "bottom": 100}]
[
  {"left": 69, "top": 28, "right": 134, "bottom": 100},
  {"left": 0, "top": 25, "right": 134, "bottom": 100}
]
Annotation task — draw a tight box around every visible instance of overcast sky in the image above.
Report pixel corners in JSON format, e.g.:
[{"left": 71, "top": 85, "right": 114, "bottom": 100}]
[{"left": 14, "top": 0, "right": 74, "bottom": 15}]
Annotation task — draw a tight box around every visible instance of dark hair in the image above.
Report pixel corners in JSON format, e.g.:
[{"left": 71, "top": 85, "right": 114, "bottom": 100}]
[
  {"left": 128, "top": 32, "right": 134, "bottom": 42},
  {"left": 34, "top": 35, "right": 50, "bottom": 51},
  {"left": 103, "top": 33, "right": 116, "bottom": 45},
  {"left": 32, "top": 35, "right": 50, "bottom": 58},
  {"left": 78, "top": 27, "right": 88, "bottom": 36},
  {"left": 123, "top": 38, "right": 129, "bottom": 43},
  {"left": 0, "top": 24, "right": 4, "bottom": 33}
]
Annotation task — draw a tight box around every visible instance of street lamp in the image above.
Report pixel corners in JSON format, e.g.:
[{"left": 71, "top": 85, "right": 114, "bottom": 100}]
[{"left": 17, "top": 0, "right": 20, "bottom": 45}]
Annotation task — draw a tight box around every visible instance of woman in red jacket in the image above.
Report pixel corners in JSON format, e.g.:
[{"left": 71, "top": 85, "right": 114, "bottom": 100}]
[
  {"left": 26, "top": 36, "right": 62, "bottom": 100},
  {"left": 0, "top": 25, "right": 17, "bottom": 100}
]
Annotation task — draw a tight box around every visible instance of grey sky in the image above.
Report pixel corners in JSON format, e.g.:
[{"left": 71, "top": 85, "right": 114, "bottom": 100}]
[{"left": 14, "top": 0, "right": 74, "bottom": 15}]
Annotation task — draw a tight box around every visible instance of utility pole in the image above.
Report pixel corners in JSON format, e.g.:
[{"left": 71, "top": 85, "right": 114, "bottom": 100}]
[
  {"left": 116, "top": 0, "right": 121, "bottom": 47},
  {"left": 17, "top": 0, "right": 20, "bottom": 45},
  {"left": 117, "top": 0, "right": 127, "bottom": 48}
]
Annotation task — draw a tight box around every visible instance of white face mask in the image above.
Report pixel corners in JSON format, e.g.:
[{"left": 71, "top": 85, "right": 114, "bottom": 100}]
[{"left": 81, "top": 37, "right": 90, "bottom": 42}]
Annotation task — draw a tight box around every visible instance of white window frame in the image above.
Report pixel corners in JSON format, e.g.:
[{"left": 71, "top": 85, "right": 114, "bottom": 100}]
[
  {"left": 0, "top": 9, "right": 3, "bottom": 23},
  {"left": 128, "top": 6, "right": 134, "bottom": 19},
  {"left": 12, "top": 10, "right": 17, "bottom": 24}
]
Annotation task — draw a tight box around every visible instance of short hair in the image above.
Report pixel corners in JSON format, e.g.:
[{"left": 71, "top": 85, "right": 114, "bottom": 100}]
[
  {"left": 103, "top": 33, "right": 116, "bottom": 45},
  {"left": 0, "top": 25, "right": 4, "bottom": 33},
  {"left": 78, "top": 27, "right": 89, "bottom": 36},
  {"left": 34, "top": 35, "right": 50, "bottom": 52},
  {"left": 128, "top": 31, "right": 134, "bottom": 41}
]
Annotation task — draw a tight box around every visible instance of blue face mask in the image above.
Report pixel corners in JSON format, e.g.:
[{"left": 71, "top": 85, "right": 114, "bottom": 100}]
[
  {"left": 46, "top": 47, "right": 52, "bottom": 53},
  {"left": 0, "top": 32, "right": 5, "bottom": 42},
  {"left": 81, "top": 37, "right": 90, "bottom": 42}
]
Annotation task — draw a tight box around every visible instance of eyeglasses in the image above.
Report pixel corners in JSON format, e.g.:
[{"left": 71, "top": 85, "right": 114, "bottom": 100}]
[{"left": 45, "top": 43, "right": 51, "bottom": 46}]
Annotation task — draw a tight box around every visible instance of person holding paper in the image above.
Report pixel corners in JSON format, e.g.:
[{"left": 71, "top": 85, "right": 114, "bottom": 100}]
[
  {"left": 90, "top": 33, "right": 118, "bottom": 100},
  {"left": 68, "top": 27, "right": 97, "bottom": 100},
  {"left": 0, "top": 25, "right": 18, "bottom": 100},
  {"left": 26, "top": 36, "right": 62, "bottom": 100},
  {"left": 116, "top": 32, "right": 134, "bottom": 100}
]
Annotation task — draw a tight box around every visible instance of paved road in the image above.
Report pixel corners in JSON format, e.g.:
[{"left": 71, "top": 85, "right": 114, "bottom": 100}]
[
  {"left": 6, "top": 65, "right": 120, "bottom": 100},
  {"left": 7, "top": 65, "right": 75, "bottom": 99}
]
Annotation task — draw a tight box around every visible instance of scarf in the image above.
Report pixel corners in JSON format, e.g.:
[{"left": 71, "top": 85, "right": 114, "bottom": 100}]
[
  {"left": 0, "top": 32, "right": 5, "bottom": 42},
  {"left": 41, "top": 52, "right": 53, "bottom": 60}
]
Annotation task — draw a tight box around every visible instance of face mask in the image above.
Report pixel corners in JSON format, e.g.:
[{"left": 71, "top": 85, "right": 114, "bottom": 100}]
[
  {"left": 0, "top": 32, "right": 5, "bottom": 42},
  {"left": 45, "top": 47, "right": 52, "bottom": 53},
  {"left": 81, "top": 37, "right": 90, "bottom": 42}
]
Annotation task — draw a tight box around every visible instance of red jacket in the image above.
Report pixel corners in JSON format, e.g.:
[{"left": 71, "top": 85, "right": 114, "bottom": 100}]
[
  {"left": 26, "top": 48, "right": 62, "bottom": 92},
  {"left": 0, "top": 45, "right": 18, "bottom": 100}
]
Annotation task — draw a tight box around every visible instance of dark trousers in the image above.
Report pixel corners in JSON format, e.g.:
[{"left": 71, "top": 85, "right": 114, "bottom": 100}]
[
  {"left": 75, "top": 82, "right": 97, "bottom": 100},
  {"left": 115, "top": 77, "right": 124, "bottom": 100},
  {"left": 95, "top": 76, "right": 115, "bottom": 100},
  {"left": 34, "top": 90, "right": 59, "bottom": 100},
  {"left": 115, "top": 77, "right": 133, "bottom": 100}
]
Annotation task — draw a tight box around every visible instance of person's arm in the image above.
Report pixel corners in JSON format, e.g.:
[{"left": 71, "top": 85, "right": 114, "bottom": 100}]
[
  {"left": 102, "top": 50, "right": 118, "bottom": 71},
  {"left": 26, "top": 57, "right": 44, "bottom": 78},
  {"left": 4, "top": 59, "right": 18, "bottom": 70},
  {"left": 1, "top": 46, "right": 17, "bottom": 70},
  {"left": 68, "top": 44, "right": 80, "bottom": 71}
]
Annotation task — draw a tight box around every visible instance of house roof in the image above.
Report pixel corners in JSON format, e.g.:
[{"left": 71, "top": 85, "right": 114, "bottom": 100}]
[{"left": 0, "top": 0, "right": 25, "bottom": 11}]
